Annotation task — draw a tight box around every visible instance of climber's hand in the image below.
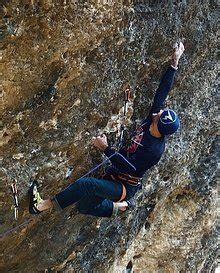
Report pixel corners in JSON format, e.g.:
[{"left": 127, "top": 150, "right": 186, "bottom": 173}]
[
  {"left": 92, "top": 134, "right": 108, "bottom": 151},
  {"left": 171, "top": 41, "right": 185, "bottom": 69}
]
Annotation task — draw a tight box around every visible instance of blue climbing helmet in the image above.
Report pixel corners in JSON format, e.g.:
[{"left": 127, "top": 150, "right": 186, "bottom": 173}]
[{"left": 157, "top": 109, "right": 180, "bottom": 135}]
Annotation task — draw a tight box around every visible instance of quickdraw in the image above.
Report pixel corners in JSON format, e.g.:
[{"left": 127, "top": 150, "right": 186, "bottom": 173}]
[
  {"left": 11, "top": 182, "right": 19, "bottom": 220},
  {"left": 118, "top": 87, "right": 131, "bottom": 150}
]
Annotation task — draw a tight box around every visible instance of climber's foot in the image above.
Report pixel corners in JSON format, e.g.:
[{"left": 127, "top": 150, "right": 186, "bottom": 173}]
[
  {"left": 114, "top": 199, "right": 136, "bottom": 212},
  {"left": 28, "top": 180, "right": 43, "bottom": 214},
  {"left": 113, "top": 201, "right": 127, "bottom": 212}
]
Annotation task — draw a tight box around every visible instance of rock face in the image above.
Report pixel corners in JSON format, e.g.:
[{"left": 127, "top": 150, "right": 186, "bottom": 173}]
[{"left": 1, "top": 1, "right": 217, "bottom": 272}]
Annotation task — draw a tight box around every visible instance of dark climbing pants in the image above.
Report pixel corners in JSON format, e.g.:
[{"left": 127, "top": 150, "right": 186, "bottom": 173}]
[{"left": 53, "top": 177, "right": 139, "bottom": 217}]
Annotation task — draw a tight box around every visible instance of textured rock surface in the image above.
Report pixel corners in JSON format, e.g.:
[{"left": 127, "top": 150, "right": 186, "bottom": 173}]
[{"left": 1, "top": 1, "right": 217, "bottom": 272}]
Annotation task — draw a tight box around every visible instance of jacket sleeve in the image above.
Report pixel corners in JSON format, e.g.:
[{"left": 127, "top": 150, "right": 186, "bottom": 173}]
[{"left": 149, "top": 66, "right": 177, "bottom": 115}]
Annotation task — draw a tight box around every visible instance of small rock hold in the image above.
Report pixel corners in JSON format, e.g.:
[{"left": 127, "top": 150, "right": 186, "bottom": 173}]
[
  {"left": 73, "top": 99, "right": 81, "bottom": 106},
  {"left": 12, "top": 153, "right": 24, "bottom": 160}
]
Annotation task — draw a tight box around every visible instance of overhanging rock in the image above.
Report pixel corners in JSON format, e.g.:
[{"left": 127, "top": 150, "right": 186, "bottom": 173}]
[{"left": 1, "top": 1, "right": 217, "bottom": 272}]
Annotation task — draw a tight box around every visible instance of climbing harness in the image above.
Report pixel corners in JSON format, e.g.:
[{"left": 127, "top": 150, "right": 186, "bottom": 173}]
[
  {"left": 64, "top": 150, "right": 137, "bottom": 203},
  {"left": 118, "top": 88, "right": 131, "bottom": 150},
  {"left": 11, "top": 183, "right": 19, "bottom": 220},
  {"left": 110, "top": 173, "right": 141, "bottom": 185}
]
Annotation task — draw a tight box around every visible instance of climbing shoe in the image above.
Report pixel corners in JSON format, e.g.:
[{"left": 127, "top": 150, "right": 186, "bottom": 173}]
[{"left": 28, "top": 180, "right": 43, "bottom": 214}]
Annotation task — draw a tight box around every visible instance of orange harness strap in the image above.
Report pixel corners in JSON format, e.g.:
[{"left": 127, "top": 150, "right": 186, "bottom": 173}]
[
  {"left": 110, "top": 175, "right": 127, "bottom": 202},
  {"left": 118, "top": 183, "right": 126, "bottom": 202}
]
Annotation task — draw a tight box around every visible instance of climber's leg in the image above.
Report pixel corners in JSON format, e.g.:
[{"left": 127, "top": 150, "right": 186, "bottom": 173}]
[
  {"left": 77, "top": 196, "right": 129, "bottom": 217},
  {"left": 29, "top": 177, "right": 124, "bottom": 214}
]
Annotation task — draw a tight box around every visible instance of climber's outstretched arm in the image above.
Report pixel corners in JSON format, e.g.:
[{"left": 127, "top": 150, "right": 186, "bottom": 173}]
[{"left": 148, "top": 42, "right": 185, "bottom": 116}]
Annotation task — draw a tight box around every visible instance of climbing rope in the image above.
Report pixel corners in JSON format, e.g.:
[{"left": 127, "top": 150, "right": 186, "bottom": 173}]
[
  {"left": 0, "top": 146, "right": 138, "bottom": 238},
  {"left": 0, "top": 154, "right": 118, "bottom": 238},
  {"left": 0, "top": 219, "right": 33, "bottom": 239},
  {"left": 1, "top": 86, "right": 134, "bottom": 238}
]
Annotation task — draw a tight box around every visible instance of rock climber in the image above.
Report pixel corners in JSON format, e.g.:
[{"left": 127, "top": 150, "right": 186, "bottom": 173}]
[{"left": 29, "top": 42, "right": 185, "bottom": 217}]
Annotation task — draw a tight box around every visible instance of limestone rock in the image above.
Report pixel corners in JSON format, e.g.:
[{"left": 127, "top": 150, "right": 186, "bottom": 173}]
[{"left": 1, "top": 1, "right": 217, "bottom": 272}]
